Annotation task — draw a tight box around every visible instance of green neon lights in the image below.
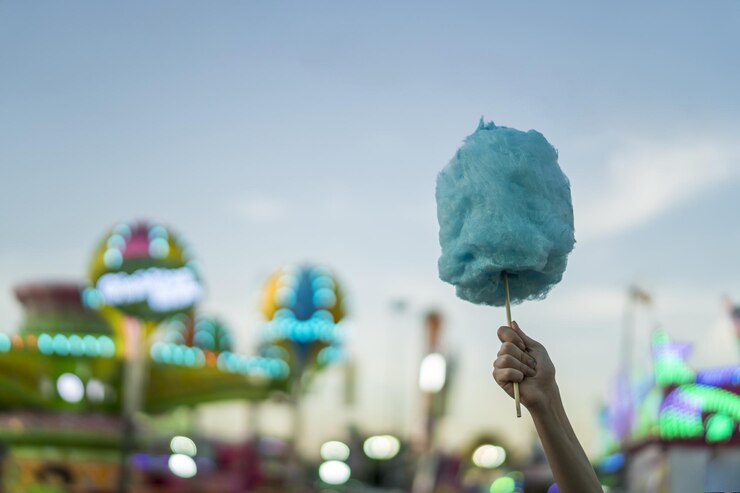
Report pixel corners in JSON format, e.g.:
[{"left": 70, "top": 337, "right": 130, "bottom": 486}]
[
  {"left": 705, "top": 414, "right": 735, "bottom": 442},
  {"left": 659, "top": 385, "right": 740, "bottom": 441},
  {"left": 654, "top": 358, "right": 695, "bottom": 387}
]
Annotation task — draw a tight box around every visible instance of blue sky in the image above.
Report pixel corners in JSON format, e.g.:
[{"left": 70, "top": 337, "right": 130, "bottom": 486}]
[{"left": 1, "top": 1, "right": 739, "bottom": 455}]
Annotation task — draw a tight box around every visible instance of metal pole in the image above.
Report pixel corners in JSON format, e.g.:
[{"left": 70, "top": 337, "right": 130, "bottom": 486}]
[{"left": 117, "top": 317, "right": 151, "bottom": 493}]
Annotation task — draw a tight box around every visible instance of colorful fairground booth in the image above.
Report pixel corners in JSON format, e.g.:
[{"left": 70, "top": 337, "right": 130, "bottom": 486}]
[
  {"left": 0, "top": 220, "right": 321, "bottom": 493},
  {"left": 595, "top": 325, "right": 740, "bottom": 493}
]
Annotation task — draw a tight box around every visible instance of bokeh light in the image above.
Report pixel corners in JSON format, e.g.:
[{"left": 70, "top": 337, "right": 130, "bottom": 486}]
[
  {"left": 363, "top": 435, "right": 400, "bottom": 460},
  {"left": 419, "top": 352, "right": 447, "bottom": 393},
  {"left": 318, "top": 460, "right": 351, "bottom": 485},
  {"left": 86, "top": 379, "right": 105, "bottom": 403},
  {"left": 56, "top": 373, "right": 84, "bottom": 403},
  {"left": 168, "top": 454, "right": 197, "bottom": 478},
  {"left": 170, "top": 436, "right": 197, "bottom": 457},
  {"left": 472, "top": 444, "right": 506, "bottom": 469},
  {"left": 705, "top": 414, "right": 735, "bottom": 442},
  {"left": 320, "top": 440, "right": 350, "bottom": 461},
  {"left": 490, "top": 476, "right": 515, "bottom": 493},
  {"left": 0, "top": 334, "right": 11, "bottom": 352}
]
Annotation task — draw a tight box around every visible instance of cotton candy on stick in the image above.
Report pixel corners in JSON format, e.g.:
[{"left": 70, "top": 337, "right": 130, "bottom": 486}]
[{"left": 436, "top": 119, "right": 575, "bottom": 417}]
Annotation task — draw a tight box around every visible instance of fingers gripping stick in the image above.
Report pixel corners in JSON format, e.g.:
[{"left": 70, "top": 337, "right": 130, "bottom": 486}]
[{"left": 503, "top": 272, "right": 522, "bottom": 418}]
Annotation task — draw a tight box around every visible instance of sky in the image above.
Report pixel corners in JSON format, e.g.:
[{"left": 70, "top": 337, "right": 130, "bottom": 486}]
[{"left": 1, "top": 1, "right": 739, "bottom": 457}]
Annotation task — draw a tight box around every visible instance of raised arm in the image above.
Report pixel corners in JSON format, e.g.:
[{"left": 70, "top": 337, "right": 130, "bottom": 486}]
[{"left": 492, "top": 321, "right": 602, "bottom": 493}]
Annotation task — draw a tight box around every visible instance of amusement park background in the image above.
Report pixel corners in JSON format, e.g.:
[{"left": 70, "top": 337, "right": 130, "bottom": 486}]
[{"left": 1, "top": 2, "right": 739, "bottom": 492}]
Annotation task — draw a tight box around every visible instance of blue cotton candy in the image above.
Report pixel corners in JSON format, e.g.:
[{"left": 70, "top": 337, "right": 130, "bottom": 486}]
[{"left": 436, "top": 119, "right": 575, "bottom": 306}]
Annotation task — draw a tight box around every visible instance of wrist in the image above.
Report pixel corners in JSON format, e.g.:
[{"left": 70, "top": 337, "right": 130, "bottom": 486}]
[{"left": 527, "top": 382, "right": 561, "bottom": 417}]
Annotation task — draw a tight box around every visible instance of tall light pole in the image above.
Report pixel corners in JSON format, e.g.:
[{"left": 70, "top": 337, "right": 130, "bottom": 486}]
[
  {"left": 412, "top": 310, "right": 449, "bottom": 493},
  {"left": 617, "top": 285, "right": 652, "bottom": 442}
]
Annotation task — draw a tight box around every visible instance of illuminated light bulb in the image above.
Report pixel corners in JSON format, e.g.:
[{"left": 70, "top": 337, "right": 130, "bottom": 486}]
[
  {"left": 11, "top": 334, "right": 23, "bottom": 348},
  {"left": 419, "top": 353, "right": 447, "bottom": 393},
  {"left": 194, "top": 349, "right": 206, "bottom": 367},
  {"left": 113, "top": 222, "right": 131, "bottom": 238},
  {"left": 170, "top": 436, "right": 197, "bottom": 456},
  {"left": 281, "top": 361, "right": 291, "bottom": 377},
  {"left": 312, "top": 275, "right": 335, "bottom": 290},
  {"left": 363, "top": 435, "right": 400, "bottom": 460},
  {"left": 148, "top": 225, "right": 169, "bottom": 240},
  {"left": 37, "top": 334, "right": 53, "bottom": 355},
  {"left": 86, "top": 379, "right": 106, "bottom": 402},
  {"left": 10, "top": 334, "right": 23, "bottom": 349},
  {"left": 318, "top": 347, "right": 341, "bottom": 366},
  {"left": 277, "top": 273, "right": 297, "bottom": 288},
  {"left": 226, "top": 354, "right": 239, "bottom": 372},
  {"left": 57, "top": 373, "right": 84, "bottom": 403},
  {"left": 107, "top": 234, "right": 125, "bottom": 249},
  {"left": 98, "top": 336, "right": 115, "bottom": 357},
  {"left": 0, "top": 334, "right": 10, "bottom": 352},
  {"left": 82, "top": 335, "right": 99, "bottom": 356},
  {"left": 103, "top": 249, "right": 123, "bottom": 269},
  {"left": 313, "top": 288, "right": 337, "bottom": 309},
  {"left": 160, "top": 344, "right": 173, "bottom": 363},
  {"left": 150, "top": 342, "right": 162, "bottom": 361},
  {"left": 82, "top": 287, "right": 103, "bottom": 309},
  {"left": 194, "top": 332, "right": 215, "bottom": 350},
  {"left": 276, "top": 287, "right": 297, "bottom": 306},
  {"left": 320, "top": 441, "right": 350, "bottom": 461},
  {"left": 149, "top": 237, "right": 170, "bottom": 258},
  {"left": 314, "top": 310, "right": 334, "bottom": 322},
  {"left": 472, "top": 444, "right": 506, "bottom": 469},
  {"left": 168, "top": 454, "right": 197, "bottom": 478},
  {"left": 274, "top": 308, "right": 295, "bottom": 320},
  {"left": 195, "top": 319, "right": 215, "bottom": 332},
  {"left": 318, "top": 460, "right": 351, "bottom": 485},
  {"left": 184, "top": 348, "right": 197, "bottom": 367},
  {"left": 171, "top": 346, "right": 184, "bottom": 365},
  {"left": 68, "top": 335, "right": 84, "bottom": 356},
  {"left": 25, "top": 335, "right": 38, "bottom": 350},
  {"left": 53, "top": 334, "right": 69, "bottom": 356}
]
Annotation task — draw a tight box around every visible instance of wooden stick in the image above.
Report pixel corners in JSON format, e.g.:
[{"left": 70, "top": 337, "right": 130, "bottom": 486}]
[{"left": 503, "top": 272, "right": 522, "bottom": 418}]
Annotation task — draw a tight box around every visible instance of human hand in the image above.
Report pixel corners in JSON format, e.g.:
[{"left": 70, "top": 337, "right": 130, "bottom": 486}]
[{"left": 492, "top": 321, "right": 557, "bottom": 413}]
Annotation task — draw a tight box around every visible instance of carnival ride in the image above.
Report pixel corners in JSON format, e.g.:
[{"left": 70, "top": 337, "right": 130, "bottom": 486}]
[
  {"left": 594, "top": 300, "right": 740, "bottom": 490},
  {"left": 0, "top": 219, "right": 347, "bottom": 492}
]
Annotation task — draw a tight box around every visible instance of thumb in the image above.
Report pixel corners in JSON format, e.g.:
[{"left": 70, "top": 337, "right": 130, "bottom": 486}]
[{"left": 512, "top": 321, "right": 539, "bottom": 348}]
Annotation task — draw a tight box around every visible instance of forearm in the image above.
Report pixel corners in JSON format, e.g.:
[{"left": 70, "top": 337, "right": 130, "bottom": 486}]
[{"left": 529, "top": 385, "right": 601, "bottom": 493}]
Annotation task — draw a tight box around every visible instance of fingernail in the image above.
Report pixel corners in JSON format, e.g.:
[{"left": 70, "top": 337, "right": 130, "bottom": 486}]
[{"left": 530, "top": 358, "right": 537, "bottom": 367}]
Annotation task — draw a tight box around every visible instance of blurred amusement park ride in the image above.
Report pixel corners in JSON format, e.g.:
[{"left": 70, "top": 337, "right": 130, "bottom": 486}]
[
  {"left": 592, "top": 291, "right": 740, "bottom": 492},
  {"left": 0, "top": 220, "right": 348, "bottom": 493},
  {"left": 0, "top": 219, "right": 738, "bottom": 493}
]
